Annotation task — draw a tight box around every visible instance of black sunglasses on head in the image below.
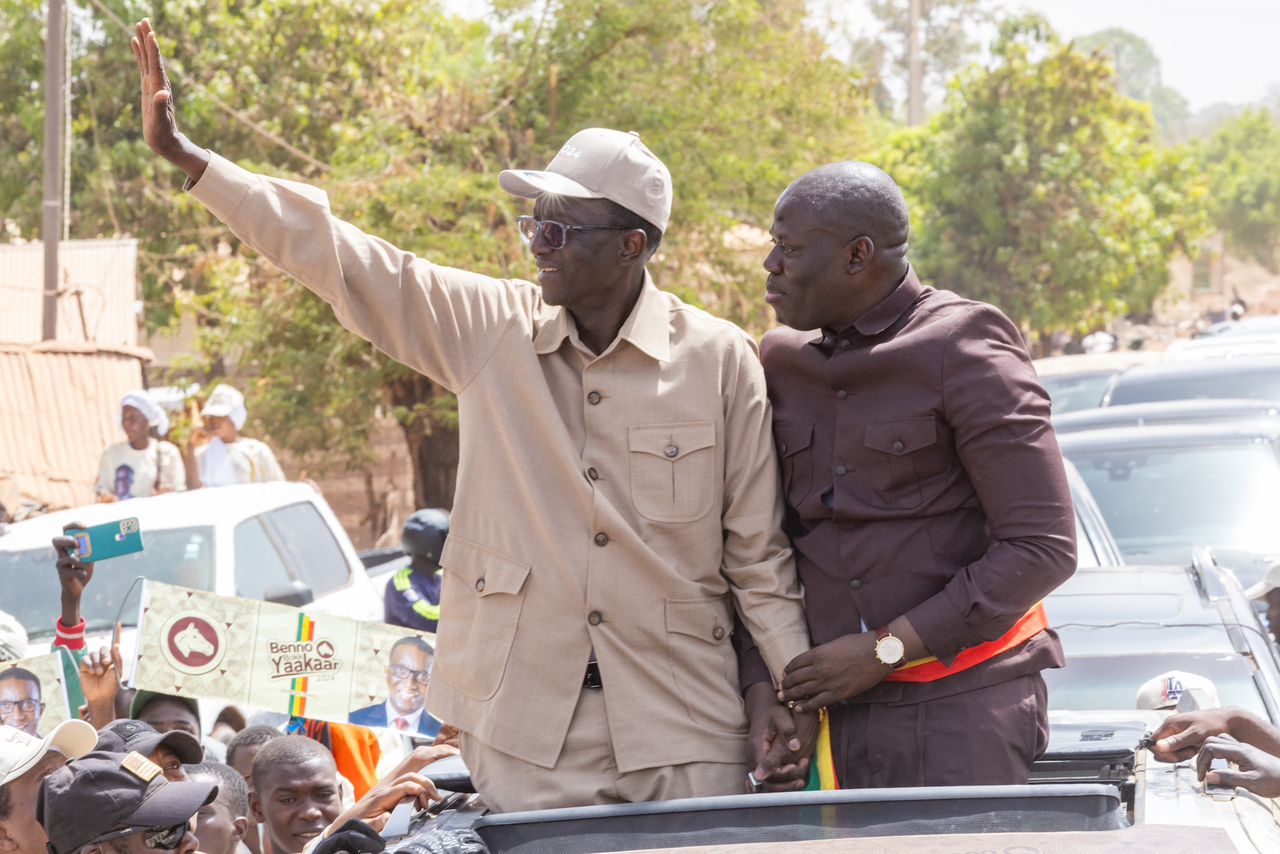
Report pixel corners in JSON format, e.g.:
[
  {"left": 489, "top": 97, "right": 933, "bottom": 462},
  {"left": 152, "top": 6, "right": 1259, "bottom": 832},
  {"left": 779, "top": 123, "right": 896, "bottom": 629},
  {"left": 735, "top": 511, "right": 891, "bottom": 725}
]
[
  {"left": 90, "top": 822, "right": 189, "bottom": 851},
  {"left": 517, "top": 216, "right": 633, "bottom": 249}
]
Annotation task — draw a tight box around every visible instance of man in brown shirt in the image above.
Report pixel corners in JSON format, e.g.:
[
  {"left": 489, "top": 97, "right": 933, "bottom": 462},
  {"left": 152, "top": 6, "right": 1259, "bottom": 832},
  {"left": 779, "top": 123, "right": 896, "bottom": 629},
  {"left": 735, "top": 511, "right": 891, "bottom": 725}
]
[
  {"left": 744, "top": 162, "right": 1077, "bottom": 788},
  {"left": 131, "top": 21, "right": 810, "bottom": 811}
]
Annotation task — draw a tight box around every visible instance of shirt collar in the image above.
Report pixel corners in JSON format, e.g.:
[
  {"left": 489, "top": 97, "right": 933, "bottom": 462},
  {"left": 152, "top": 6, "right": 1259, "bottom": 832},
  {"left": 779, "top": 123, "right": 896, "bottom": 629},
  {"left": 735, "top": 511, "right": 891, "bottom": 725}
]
[
  {"left": 808, "top": 265, "right": 925, "bottom": 347},
  {"left": 533, "top": 271, "right": 670, "bottom": 362},
  {"left": 385, "top": 700, "right": 423, "bottom": 728}
]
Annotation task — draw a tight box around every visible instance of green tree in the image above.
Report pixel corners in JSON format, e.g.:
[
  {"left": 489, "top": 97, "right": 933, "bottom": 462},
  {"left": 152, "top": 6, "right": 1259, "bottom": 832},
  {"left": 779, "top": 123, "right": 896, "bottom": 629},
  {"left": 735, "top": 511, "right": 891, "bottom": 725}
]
[
  {"left": 1198, "top": 109, "right": 1280, "bottom": 271},
  {"left": 2, "top": 0, "right": 869, "bottom": 510},
  {"left": 883, "top": 16, "right": 1208, "bottom": 343}
]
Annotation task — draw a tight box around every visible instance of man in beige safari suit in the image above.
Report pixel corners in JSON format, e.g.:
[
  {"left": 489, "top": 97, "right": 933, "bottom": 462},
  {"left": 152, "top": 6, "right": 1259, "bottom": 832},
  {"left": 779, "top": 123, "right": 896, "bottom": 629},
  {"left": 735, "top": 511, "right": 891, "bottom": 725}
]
[{"left": 132, "top": 21, "right": 810, "bottom": 811}]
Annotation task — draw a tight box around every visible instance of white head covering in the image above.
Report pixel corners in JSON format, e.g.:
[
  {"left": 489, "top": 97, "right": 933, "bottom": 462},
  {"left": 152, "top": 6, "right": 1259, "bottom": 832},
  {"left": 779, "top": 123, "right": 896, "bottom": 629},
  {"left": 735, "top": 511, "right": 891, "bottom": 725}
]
[
  {"left": 120, "top": 389, "right": 169, "bottom": 438},
  {"left": 201, "top": 384, "right": 248, "bottom": 431},
  {"left": 0, "top": 610, "right": 27, "bottom": 662}
]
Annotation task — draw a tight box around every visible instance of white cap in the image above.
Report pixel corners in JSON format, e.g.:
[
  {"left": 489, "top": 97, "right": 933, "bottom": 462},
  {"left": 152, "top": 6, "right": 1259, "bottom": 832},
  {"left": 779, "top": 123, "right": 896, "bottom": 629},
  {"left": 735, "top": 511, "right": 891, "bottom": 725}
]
[
  {"left": 200, "top": 384, "right": 247, "bottom": 431},
  {"left": 1135, "top": 670, "right": 1221, "bottom": 711},
  {"left": 0, "top": 720, "right": 97, "bottom": 786},
  {"left": 0, "top": 611, "right": 26, "bottom": 661},
  {"left": 499, "top": 128, "right": 673, "bottom": 232}
]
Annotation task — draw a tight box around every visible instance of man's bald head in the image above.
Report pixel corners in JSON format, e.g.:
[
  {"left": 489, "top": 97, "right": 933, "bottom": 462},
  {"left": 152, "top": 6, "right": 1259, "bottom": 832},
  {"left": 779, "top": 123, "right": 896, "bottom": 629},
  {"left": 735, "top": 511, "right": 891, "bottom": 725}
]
[{"left": 779, "top": 162, "right": 910, "bottom": 262}]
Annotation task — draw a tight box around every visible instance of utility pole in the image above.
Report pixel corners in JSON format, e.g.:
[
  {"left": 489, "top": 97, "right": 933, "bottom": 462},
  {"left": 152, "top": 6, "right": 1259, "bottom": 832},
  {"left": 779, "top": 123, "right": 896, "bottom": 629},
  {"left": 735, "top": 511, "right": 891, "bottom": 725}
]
[
  {"left": 907, "top": 0, "right": 924, "bottom": 126},
  {"left": 42, "top": 0, "right": 66, "bottom": 341}
]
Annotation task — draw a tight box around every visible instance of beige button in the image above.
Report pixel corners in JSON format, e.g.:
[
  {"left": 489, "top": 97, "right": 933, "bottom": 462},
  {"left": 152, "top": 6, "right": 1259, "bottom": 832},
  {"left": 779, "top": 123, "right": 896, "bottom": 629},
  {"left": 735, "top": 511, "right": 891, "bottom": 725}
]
[
  {"left": 712, "top": 625, "right": 726, "bottom": 641},
  {"left": 594, "top": 532, "right": 610, "bottom": 547},
  {"left": 588, "top": 611, "right": 602, "bottom": 626},
  {"left": 587, "top": 391, "right": 602, "bottom": 405},
  {"left": 587, "top": 467, "right": 600, "bottom": 480},
  {"left": 475, "top": 578, "right": 486, "bottom": 592},
  {"left": 664, "top": 444, "right": 679, "bottom": 458}
]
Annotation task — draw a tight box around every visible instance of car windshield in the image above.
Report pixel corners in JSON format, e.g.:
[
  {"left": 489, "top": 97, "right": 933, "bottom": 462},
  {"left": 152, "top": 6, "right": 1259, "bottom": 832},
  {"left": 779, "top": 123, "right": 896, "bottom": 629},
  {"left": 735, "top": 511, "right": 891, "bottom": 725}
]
[
  {"left": 0, "top": 527, "right": 215, "bottom": 638},
  {"left": 1045, "top": 652, "right": 1268, "bottom": 718},
  {"left": 1110, "top": 368, "right": 1280, "bottom": 405},
  {"left": 1041, "top": 372, "right": 1113, "bottom": 414},
  {"left": 1067, "top": 442, "right": 1280, "bottom": 564}
]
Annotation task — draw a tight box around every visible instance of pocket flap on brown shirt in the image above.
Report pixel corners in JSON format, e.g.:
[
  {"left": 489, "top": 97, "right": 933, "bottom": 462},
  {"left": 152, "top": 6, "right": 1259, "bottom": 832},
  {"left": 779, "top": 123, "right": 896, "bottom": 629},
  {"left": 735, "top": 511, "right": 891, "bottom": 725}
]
[
  {"left": 441, "top": 535, "right": 531, "bottom": 597},
  {"left": 864, "top": 417, "right": 938, "bottom": 456},
  {"left": 775, "top": 421, "right": 813, "bottom": 458},
  {"left": 665, "top": 597, "right": 732, "bottom": 645},
  {"left": 628, "top": 421, "right": 716, "bottom": 462}
]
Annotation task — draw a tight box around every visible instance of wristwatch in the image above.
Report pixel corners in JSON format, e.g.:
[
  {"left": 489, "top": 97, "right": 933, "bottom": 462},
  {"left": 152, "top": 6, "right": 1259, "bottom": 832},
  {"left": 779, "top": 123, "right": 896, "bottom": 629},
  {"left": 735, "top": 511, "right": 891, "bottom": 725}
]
[{"left": 874, "top": 627, "right": 906, "bottom": 667}]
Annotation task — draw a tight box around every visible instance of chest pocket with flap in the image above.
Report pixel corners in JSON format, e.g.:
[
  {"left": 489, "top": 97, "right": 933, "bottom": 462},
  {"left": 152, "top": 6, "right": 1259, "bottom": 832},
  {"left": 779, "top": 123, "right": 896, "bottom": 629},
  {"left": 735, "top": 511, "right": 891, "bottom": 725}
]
[
  {"left": 862, "top": 417, "right": 939, "bottom": 510},
  {"left": 628, "top": 421, "right": 717, "bottom": 523}
]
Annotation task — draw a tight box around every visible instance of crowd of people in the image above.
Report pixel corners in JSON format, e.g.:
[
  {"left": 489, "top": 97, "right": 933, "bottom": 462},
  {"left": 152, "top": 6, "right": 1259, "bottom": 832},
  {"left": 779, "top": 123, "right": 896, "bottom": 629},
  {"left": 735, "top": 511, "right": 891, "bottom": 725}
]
[{"left": 95, "top": 382, "right": 285, "bottom": 502}]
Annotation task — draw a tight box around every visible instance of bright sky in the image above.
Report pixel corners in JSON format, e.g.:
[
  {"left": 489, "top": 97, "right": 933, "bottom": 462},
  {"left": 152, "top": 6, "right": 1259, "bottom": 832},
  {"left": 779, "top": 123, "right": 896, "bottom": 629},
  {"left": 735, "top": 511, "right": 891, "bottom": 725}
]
[{"left": 1015, "top": 0, "right": 1279, "bottom": 111}]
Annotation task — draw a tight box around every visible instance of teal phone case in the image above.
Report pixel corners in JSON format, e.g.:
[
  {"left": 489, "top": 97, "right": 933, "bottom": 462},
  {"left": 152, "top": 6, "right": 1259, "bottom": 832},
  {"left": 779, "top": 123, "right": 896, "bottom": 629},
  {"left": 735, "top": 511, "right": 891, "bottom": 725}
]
[{"left": 67, "top": 518, "right": 144, "bottom": 561}]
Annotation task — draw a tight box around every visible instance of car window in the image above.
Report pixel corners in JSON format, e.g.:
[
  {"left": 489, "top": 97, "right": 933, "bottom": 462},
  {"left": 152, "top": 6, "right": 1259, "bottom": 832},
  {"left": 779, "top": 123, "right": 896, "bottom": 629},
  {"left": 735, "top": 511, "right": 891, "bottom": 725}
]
[
  {"left": 1074, "top": 514, "right": 1101, "bottom": 568},
  {"left": 1110, "top": 368, "right": 1280, "bottom": 405},
  {"left": 1041, "top": 373, "right": 1113, "bottom": 414},
  {"left": 1045, "top": 652, "right": 1268, "bottom": 719},
  {"left": 258, "top": 502, "right": 351, "bottom": 596},
  {"left": 0, "top": 527, "right": 215, "bottom": 637},
  {"left": 234, "top": 517, "right": 294, "bottom": 600},
  {"left": 1066, "top": 442, "right": 1280, "bottom": 563}
]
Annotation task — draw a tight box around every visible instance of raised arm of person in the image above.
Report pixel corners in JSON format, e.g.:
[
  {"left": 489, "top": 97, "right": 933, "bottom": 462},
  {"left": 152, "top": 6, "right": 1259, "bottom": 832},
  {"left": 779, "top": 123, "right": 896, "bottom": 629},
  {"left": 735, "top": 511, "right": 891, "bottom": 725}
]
[{"left": 132, "top": 19, "right": 528, "bottom": 395}]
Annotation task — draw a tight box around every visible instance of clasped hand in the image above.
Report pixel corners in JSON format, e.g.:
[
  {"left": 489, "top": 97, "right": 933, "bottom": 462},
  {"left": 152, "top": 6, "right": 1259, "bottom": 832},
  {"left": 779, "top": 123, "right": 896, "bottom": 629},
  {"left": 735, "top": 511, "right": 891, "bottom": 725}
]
[{"left": 778, "top": 633, "right": 892, "bottom": 714}]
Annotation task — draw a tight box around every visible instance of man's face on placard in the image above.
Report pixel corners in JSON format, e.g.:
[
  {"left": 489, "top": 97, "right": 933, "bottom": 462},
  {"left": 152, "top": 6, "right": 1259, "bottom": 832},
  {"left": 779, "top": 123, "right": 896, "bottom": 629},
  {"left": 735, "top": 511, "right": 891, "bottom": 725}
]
[
  {"left": 385, "top": 642, "right": 431, "bottom": 717},
  {"left": 0, "top": 677, "right": 43, "bottom": 737}
]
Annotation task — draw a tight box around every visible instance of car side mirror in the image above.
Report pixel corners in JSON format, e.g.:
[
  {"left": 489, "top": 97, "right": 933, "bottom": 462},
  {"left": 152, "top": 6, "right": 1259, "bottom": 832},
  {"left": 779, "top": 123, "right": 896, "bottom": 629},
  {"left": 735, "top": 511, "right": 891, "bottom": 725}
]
[{"left": 263, "top": 579, "right": 315, "bottom": 607}]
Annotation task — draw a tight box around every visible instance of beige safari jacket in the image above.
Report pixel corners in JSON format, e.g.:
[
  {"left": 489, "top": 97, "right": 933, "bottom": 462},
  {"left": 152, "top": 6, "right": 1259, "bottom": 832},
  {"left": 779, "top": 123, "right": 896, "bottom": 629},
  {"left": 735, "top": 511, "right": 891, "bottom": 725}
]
[{"left": 189, "top": 153, "right": 811, "bottom": 772}]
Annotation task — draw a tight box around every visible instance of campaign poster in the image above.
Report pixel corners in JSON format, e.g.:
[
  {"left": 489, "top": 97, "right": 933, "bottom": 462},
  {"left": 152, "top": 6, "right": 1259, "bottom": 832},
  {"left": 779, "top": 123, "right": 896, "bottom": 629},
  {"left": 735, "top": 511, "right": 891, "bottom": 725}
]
[
  {"left": 0, "top": 652, "right": 74, "bottom": 738},
  {"left": 130, "top": 581, "right": 437, "bottom": 733}
]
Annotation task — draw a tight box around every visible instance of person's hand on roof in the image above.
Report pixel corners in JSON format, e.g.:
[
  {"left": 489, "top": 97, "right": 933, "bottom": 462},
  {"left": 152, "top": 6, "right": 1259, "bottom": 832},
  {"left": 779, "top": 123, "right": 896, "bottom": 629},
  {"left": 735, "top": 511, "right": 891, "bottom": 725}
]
[
  {"left": 1153, "top": 707, "right": 1246, "bottom": 763},
  {"left": 1197, "top": 733, "right": 1280, "bottom": 798},
  {"left": 744, "top": 683, "right": 812, "bottom": 792}
]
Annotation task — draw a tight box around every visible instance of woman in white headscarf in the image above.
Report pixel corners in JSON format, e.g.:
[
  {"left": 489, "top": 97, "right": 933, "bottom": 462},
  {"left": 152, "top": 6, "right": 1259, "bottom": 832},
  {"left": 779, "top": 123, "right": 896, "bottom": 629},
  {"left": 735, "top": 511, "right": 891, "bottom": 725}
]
[
  {"left": 194, "top": 384, "right": 286, "bottom": 486},
  {"left": 94, "top": 390, "right": 187, "bottom": 501}
]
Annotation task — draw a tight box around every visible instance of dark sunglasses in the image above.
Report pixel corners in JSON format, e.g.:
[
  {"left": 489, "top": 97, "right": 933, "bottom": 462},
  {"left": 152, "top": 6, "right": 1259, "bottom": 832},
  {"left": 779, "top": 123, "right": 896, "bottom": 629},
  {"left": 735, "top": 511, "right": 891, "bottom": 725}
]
[
  {"left": 92, "top": 822, "right": 189, "bottom": 850},
  {"left": 517, "top": 216, "right": 633, "bottom": 249}
]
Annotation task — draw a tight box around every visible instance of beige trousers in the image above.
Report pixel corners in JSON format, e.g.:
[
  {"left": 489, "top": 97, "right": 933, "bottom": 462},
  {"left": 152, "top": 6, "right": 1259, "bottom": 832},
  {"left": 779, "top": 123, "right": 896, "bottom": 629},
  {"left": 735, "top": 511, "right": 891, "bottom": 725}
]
[{"left": 461, "top": 686, "right": 750, "bottom": 813}]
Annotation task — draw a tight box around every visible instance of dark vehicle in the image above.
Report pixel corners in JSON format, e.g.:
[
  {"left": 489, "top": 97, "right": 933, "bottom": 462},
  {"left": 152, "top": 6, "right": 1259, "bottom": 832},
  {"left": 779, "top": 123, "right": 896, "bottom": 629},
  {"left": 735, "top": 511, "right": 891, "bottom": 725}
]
[
  {"left": 1059, "top": 421, "right": 1280, "bottom": 588},
  {"left": 1101, "top": 356, "right": 1280, "bottom": 407},
  {"left": 1055, "top": 399, "right": 1280, "bottom": 434}
]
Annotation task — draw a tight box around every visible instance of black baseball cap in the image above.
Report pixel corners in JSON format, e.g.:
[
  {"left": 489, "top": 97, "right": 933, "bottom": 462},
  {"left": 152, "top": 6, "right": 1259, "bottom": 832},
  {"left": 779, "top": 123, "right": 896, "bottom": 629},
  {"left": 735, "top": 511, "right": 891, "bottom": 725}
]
[
  {"left": 38, "top": 750, "right": 216, "bottom": 854},
  {"left": 96, "top": 719, "right": 203, "bottom": 764}
]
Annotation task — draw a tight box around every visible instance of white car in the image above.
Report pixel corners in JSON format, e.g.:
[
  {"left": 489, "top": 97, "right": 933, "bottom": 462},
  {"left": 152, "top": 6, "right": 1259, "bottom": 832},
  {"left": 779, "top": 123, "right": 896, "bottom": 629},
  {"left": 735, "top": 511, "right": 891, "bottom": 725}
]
[{"left": 1, "top": 482, "right": 384, "bottom": 657}]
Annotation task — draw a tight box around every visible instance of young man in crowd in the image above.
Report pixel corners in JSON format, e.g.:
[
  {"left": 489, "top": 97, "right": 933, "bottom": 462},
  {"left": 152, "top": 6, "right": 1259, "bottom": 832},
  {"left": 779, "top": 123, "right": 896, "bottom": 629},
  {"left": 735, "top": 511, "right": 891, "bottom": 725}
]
[
  {"left": 0, "top": 720, "right": 97, "bottom": 852},
  {"left": 96, "top": 718, "right": 203, "bottom": 782},
  {"left": 0, "top": 668, "right": 43, "bottom": 736},
  {"left": 250, "top": 736, "right": 344, "bottom": 854},
  {"left": 227, "top": 726, "right": 284, "bottom": 854},
  {"left": 187, "top": 761, "right": 251, "bottom": 854},
  {"left": 38, "top": 750, "right": 214, "bottom": 854}
]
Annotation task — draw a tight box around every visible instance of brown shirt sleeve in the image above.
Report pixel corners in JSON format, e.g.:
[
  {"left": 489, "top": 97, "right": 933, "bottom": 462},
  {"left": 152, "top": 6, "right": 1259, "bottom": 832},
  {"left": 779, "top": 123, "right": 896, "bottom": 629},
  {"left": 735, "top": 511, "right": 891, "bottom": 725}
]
[{"left": 903, "top": 305, "right": 1077, "bottom": 662}]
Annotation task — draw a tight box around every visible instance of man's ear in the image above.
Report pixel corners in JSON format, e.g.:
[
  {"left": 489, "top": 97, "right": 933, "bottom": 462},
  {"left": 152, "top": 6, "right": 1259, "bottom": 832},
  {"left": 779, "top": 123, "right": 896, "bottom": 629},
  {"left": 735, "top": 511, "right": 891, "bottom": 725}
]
[
  {"left": 249, "top": 790, "right": 264, "bottom": 823},
  {"left": 618, "top": 229, "right": 648, "bottom": 266},
  {"left": 232, "top": 815, "right": 248, "bottom": 843},
  {"left": 848, "top": 236, "right": 875, "bottom": 274}
]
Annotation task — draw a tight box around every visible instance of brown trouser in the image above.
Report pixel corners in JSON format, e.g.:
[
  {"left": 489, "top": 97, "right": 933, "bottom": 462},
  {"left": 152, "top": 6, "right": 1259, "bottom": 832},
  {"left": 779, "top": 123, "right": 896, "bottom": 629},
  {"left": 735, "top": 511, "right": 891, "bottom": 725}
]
[
  {"left": 461, "top": 686, "right": 750, "bottom": 813},
  {"left": 830, "top": 672, "right": 1049, "bottom": 788}
]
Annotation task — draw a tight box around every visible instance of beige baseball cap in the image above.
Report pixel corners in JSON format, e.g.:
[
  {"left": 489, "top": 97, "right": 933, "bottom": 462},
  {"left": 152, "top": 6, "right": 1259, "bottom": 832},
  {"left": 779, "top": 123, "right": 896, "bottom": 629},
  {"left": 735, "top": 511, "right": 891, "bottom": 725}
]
[
  {"left": 499, "top": 128, "right": 673, "bottom": 232},
  {"left": 0, "top": 720, "right": 98, "bottom": 786}
]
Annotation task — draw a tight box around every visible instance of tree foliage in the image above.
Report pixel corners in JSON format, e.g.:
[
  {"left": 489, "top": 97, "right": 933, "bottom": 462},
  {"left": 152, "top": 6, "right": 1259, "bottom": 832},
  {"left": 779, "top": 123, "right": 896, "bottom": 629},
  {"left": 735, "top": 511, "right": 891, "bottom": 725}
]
[
  {"left": 1198, "top": 109, "right": 1280, "bottom": 271},
  {"left": 881, "top": 16, "right": 1209, "bottom": 341},
  {"left": 1074, "top": 28, "right": 1190, "bottom": 143},
  {"left": 1, "top": 0, "right": 869, "bottom": 506}
]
